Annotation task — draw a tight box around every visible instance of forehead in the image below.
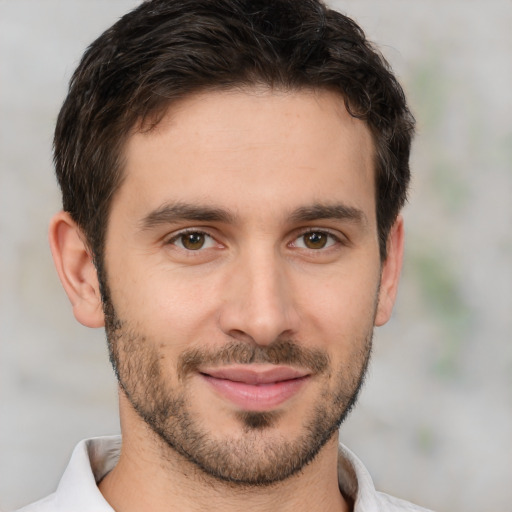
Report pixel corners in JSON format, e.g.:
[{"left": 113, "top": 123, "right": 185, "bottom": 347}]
[{"left": 116, "top": 88, "right": 376, "bottom": 224}]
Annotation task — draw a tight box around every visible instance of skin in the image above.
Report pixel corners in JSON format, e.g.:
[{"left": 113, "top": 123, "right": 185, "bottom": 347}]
[{"left": 49, "top": 88, "right": 404, "bottom": 512}]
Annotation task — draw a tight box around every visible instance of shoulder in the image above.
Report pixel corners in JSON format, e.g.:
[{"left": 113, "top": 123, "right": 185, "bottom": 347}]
[
  {"left": 375, "top": 491, "right": 435, "bottom": 512},
  {"left": 337, "top": 442, "right": 435, "bottom": 512},
  {"left": 12, "top": 436, "right": 120, "bottom": 512}
]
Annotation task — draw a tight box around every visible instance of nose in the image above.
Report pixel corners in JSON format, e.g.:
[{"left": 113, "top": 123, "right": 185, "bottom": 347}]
[{"left": 218, "top": 247, "right": 300, "bottom": 346}]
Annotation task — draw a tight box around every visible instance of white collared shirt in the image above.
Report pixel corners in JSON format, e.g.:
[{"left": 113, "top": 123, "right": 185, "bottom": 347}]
[{"left": 15, "top": 436, "right": 433, "bottom": 512}]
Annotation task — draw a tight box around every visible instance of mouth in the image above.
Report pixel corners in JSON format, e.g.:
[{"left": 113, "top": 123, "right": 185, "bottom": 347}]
[{"left": 199, "top": 364, "right": 311, "bottom": 411}]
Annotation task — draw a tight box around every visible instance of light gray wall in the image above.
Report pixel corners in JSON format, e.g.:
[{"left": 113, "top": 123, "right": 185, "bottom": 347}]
[{"left": 1, "top": 1, "right": 511, "bottom": 510}]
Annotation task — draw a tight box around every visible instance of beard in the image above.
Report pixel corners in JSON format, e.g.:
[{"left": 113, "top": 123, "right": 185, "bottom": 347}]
[{"left": 102, "top": 286, "right": 374, "bottom": 487}]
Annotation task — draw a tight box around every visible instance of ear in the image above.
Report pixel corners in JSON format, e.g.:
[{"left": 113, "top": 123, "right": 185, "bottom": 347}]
[
  {"left": 374, "top": 215, "right": 405, "bottom": 327},
  {"left": 49, "top": 211, "right": 105, "bottom": 328}
]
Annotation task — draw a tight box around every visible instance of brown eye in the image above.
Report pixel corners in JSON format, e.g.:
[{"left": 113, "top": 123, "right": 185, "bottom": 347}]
[
  {"left": 181, "top": 232, "right": 205, "bottom": 250},
  {"left": 293, "top": 231, "right": 338, "bottom": 250},
  {"left": 171, "top": 231, "right": 216, "bottom": 251},
  {"left": 303, "top": 232, "right": 328, "bottom": 249}
]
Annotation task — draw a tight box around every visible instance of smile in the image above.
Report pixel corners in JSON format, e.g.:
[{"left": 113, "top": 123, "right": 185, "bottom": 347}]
[{"left": 199, "top": 365, "right": 311, "bottom": 411}]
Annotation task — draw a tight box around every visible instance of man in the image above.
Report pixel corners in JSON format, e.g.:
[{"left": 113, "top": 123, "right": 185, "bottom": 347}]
[{"left": 18, "top": 0, "right": 430, "bottom": 510}]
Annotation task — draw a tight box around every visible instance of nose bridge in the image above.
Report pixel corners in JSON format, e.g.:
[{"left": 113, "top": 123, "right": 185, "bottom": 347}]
[{"left": 219, "top": 242, "right": 298, "bottom": 345}]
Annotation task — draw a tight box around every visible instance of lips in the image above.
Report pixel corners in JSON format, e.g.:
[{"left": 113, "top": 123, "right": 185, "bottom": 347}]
[{"left": 199, "top": 364, "right": 310, "bottom": 411}]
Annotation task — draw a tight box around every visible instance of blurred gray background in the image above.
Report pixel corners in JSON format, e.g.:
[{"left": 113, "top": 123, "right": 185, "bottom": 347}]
[{"left": 1, "top": 1, "right": 511, "bottom": 510}]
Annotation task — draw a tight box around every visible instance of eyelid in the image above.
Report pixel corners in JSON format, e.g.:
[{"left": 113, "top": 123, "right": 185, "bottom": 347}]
[
  {"left": 166, "top": 227, "right": 219, "bottom": 249},
  {"left": 289, "top": 228, "right": 344, "bottom": 249},
  {"left": 164, "top": 226, "right": 346, "bottom": 250}
]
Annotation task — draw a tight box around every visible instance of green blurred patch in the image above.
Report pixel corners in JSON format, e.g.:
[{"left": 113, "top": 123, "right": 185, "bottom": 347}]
[
  {"left": 497, "top": 131, "right": 512, "bottom": 166},
  {"left": 415, "top": 425, "right": 437, "bottom": 455},
  {"left": 407, "top": 251, "right": 472, "bottom": 378},
  {"left": 430, "top": 158, "right": 470, "bottom": 213},
  {"left": 409, "top": 51, "right": 448, "bottom": 132}
]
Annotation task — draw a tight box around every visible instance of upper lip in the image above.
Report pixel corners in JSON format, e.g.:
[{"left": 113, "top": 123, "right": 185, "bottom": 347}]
[{"left": 200, "top": 365, "right": 311, "bottom": 385}]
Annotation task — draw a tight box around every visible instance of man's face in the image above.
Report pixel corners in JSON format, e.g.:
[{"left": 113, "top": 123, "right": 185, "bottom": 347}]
[{"left": 102, "top": 88, "right": 389, "bottom": 484}]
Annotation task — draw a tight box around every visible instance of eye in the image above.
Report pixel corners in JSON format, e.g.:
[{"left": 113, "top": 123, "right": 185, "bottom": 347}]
[
  {"left": 169, "top": 230, "right": 217, "bottom": 251},
  {"left": 293, "top": 230, "right": 338, "bottom": 250}
]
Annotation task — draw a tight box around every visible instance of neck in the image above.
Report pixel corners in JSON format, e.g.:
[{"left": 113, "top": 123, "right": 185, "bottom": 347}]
[{"left": 99, "top": 401, "right": 350, "bottom": 512}]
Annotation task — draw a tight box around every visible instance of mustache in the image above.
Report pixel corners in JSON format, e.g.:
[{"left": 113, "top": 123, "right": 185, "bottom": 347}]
[{"left": 177, "top": 339, "right": 330, "bottom": 380}]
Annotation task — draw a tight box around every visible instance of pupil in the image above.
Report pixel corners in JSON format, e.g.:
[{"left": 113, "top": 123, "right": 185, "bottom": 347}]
[
  {"left": 183, "top": 233, "right": 204, "bottom": 250},
  {"left": 306, "top": 232, "right": 326, "bottom": 249}
]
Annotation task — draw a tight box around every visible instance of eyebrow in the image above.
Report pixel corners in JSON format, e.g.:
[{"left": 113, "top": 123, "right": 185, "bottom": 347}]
[
  {"left": 140, "top": 202, "right": 236, "bottom": 230},
  {"left": 139, "top": 201, "right": 367, "bottom": 231},
  {"left": 289, "top": 203, "right": 367, "bottom": 225}
]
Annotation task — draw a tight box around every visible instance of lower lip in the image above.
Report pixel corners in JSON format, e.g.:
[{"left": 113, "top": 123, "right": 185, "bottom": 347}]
[{"left": 201, "top": 374, "right": 309, "bottom": 411}]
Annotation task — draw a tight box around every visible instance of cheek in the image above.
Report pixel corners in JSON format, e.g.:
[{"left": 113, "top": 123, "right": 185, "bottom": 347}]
[
  {"left": 294, "top": 265, "right": 380, "bottom": 356},
  {"left": 109, "top": 263, "right": 221, "bottom": 343},
  {"left": 299, "top": 265, "right": 380, "bottom": 322}
]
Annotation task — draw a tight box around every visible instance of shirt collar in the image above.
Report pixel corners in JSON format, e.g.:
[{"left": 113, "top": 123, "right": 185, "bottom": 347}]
[{"left": 54, "top": 436, "right": 120, "bottom": 511}]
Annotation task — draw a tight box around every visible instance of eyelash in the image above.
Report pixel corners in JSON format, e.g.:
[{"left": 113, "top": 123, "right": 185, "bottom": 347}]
[
  {"left": 290, "top": 229, "right": 342, "bottom": 250},
  {"left": 166, "top": 229, "right": 217, "bottom": 250},
  {"left": 166, "top": 228, "right": 343, "bottom": 252}
]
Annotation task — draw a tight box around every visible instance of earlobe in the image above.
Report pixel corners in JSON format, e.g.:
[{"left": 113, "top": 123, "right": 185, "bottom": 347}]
[
  {"left": 374, "top": 215, "right": 405, "bottom": 327},
  {"left": 49, "top": 211, "right": 105, "bottom": 328}
]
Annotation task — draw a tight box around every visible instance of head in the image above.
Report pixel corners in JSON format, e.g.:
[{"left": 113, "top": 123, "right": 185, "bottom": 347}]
[{"left": 50, "top": 0, "right": 414, "bottom": 487}]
